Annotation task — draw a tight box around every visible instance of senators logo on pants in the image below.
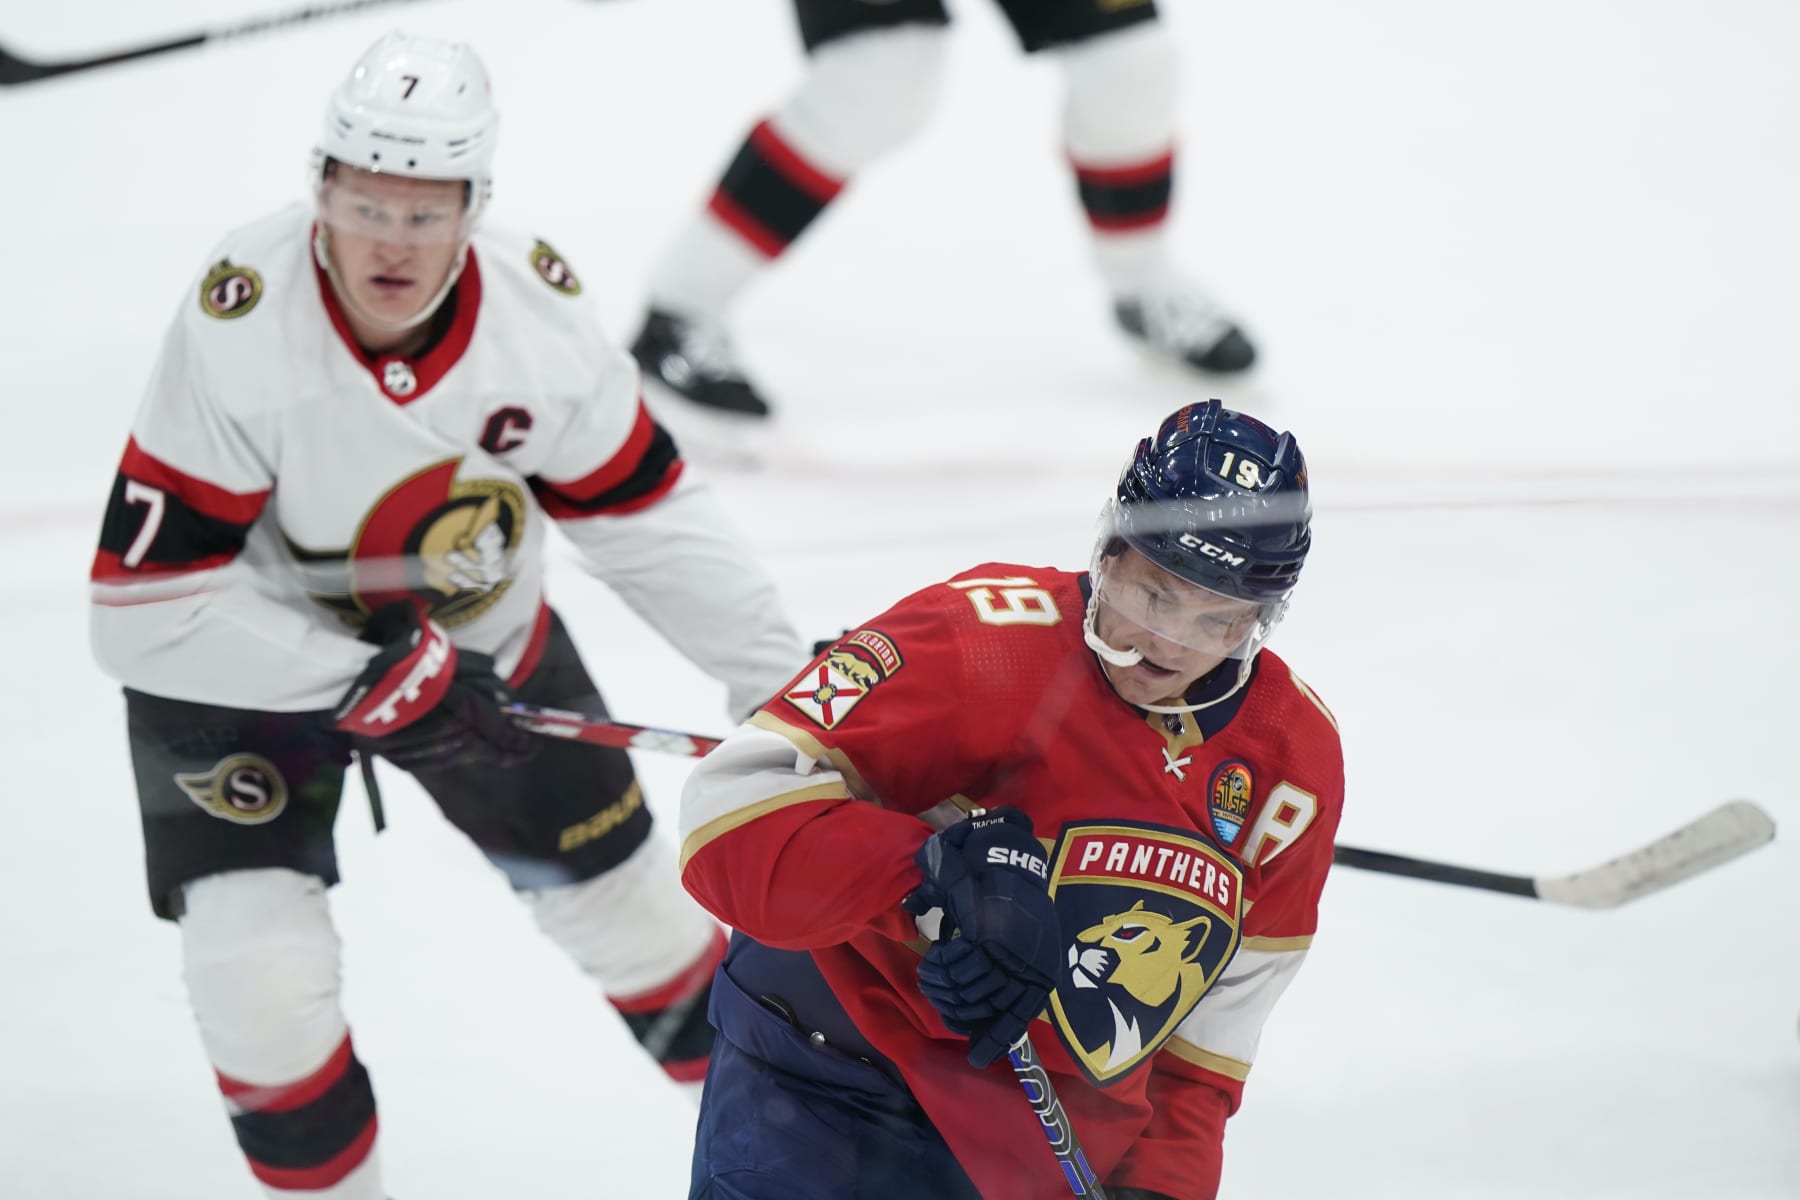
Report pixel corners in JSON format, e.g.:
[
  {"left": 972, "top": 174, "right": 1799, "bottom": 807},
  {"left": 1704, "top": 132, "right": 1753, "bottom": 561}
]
[
  {"left": 1047, "top": 821, "right": 1244, "bottom": 1086},
  {"left": 175, "top": 754, "right": 289, "bottom": 825}
]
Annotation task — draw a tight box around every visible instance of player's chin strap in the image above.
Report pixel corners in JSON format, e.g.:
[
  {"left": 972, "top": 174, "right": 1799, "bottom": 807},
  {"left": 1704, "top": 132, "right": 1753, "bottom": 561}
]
[
  {"left": 1081, "top": 589, "right": 1257, "bottom": 715},
  {"left": 312, "top": 224, "right": 470, "bottom": 336}
]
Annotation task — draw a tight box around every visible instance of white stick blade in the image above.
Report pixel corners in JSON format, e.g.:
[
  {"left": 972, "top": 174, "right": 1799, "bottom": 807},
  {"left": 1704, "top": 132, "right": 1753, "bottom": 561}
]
[{"left": 1534, "top": 800, "right": 1776, "bottom": 908}]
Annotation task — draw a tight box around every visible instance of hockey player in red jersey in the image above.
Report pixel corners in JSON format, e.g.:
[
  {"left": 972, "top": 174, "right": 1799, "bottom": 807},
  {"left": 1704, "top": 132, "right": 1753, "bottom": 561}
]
[
  {"left": 89, "top": 33, "right": 805, "bottom": 1200},
  {"left": 679, "top": 400, "right": 1341, "bottom": 1200},
  {"left": 631, "top": 0, "right": 1255, "bottom": 420}
]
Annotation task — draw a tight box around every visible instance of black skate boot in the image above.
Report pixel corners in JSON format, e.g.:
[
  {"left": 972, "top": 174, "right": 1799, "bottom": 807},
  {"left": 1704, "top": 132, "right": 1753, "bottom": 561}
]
[
  {"left": 1114, "top": 282, "right": 1257, "bottom": 374},
  {"left": 630, "top": 309, "right": 772, "bottom": 418}
]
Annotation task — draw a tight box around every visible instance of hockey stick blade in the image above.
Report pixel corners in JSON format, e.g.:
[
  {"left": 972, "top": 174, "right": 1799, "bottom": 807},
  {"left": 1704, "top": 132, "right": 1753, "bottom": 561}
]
[
  {"left": 1333, "top": 800, "right": 1776, "bottom": 908},
  {"left": 0, "top": 0, "right": 435, "bottom": 86},
  {"left": 1531, "top": 800, "right": 1775, "bottom": 908}
]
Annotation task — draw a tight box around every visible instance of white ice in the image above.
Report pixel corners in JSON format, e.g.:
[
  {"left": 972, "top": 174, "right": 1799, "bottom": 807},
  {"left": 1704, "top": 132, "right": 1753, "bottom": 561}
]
[{"left": 1, "top": 1, "right": 1796, "bottom": 1197}]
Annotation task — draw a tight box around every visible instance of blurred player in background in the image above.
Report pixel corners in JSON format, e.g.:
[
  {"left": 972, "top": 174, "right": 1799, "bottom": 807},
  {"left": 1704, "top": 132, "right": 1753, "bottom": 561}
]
[
  {"left": 632, "top": 0, "right": 1256, "bottom": 421},
  {"left": 89, "top": 32, "right": 804, "bottom": 1200},
  {"left": 679, "top": 400, "right": 1342, "bottom": 1199}
]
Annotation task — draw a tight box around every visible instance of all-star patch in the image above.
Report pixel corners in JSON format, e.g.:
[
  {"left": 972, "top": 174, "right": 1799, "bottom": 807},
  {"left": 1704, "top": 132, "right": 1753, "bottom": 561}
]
[
  {"left": 198, "top": 259, "right": 263, "bottom": 319},
  {"left": 1207, "top": 759, "right": 1254, "bottom": 846}
]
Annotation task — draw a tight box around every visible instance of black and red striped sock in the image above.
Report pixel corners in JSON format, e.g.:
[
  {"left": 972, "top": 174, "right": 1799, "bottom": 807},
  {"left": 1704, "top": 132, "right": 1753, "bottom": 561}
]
[
  {"left": 707, "top": 120, "right": 846, "bottom": 260},
  {"left": 1072, "top": 149, "right": 1175, "bottom": 233},
  {"left": 609, "top": 927, "right": 728, "bottom": 1085},
  {"left": 216, "top": 1034, "right": 378, "bottom": 1193}
]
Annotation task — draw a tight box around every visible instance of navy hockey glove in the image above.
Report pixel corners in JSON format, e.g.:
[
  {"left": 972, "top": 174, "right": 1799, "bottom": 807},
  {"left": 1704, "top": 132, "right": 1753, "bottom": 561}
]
[
  {"left": 334, "top": 603, "right": 539, "bottom": 771},
  {"left": 905, "top": 808, "right": 1061, "bottom": 1069}
]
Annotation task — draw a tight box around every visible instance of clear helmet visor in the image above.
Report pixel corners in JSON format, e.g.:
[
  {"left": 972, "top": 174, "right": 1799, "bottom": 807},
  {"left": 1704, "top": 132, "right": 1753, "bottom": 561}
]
[
  {"left": 1092, "top": 543, "right": 1282, "bottom": 661},
  {"left": 316, "top": 174, "right": 475, "bottom": 246}
]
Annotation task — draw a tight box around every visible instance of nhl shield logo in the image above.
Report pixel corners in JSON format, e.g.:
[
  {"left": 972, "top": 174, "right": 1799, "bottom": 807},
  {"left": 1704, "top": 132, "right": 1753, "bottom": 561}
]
[{"left": 1047, "top": 821, "right": 1243, "bottom": 1086}]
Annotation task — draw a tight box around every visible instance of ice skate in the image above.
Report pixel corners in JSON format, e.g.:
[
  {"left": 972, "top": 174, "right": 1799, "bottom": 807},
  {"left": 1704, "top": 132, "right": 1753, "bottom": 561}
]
[
  {"left": 631, "top": 309, "right": 773, "bottom": 418},
  {"left": 1113, "top": 280, "right": 1257, "bottom": 374}
]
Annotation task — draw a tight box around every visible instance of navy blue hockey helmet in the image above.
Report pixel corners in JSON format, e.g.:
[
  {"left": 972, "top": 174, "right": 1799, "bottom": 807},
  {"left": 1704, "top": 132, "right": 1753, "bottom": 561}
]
[{"left": 1108, "top": 400, "right": 1311, "bottom": 605}]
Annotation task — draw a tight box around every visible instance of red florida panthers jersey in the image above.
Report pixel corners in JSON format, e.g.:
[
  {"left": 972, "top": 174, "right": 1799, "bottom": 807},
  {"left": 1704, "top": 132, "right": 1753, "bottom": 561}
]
[{"left": 680, "top": 563, "right": 1344, "bottom": 1200}]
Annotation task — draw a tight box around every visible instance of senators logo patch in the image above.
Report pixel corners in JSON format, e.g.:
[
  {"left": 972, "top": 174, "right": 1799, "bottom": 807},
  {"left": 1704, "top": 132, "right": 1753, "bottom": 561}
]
[
  {"left": 1047, "top": 821, "right": 1243, "bottom": 1087},
  {"left": 175, "top": 754, "right": 288, "bottom": 825},
  {"left": 198, "top": 259, "right": 263, "bottom": 319},
  {"left": 530, "top": 240, "right": 582, "bottom": 295},
  {"left": 782, "top": 628, "right": 902, "bottom": 730},
  {"left": 292, "top": 459, "right": 527, "bottom": 629},
  {"left": 1208, "top": 760, "right": 1254, "bottom": 847}
]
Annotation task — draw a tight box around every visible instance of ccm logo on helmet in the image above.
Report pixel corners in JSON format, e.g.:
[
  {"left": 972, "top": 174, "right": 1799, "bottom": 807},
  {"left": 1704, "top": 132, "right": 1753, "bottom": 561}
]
[{"left": 1177, "top": 533, "right": 1247, "bottom": 568}]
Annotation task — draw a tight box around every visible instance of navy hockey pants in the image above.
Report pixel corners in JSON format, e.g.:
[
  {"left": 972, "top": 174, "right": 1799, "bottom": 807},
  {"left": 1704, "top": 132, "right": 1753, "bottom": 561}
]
[{"left": 689, "top": 965, "right": 982, "bottom": 1200}]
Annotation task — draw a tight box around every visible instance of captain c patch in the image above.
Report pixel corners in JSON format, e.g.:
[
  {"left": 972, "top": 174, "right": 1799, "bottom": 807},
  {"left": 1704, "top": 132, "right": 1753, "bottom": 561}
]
[
  {"left": 781, "top": 628, "right": 902, "bottom": 730},
  {"left": 1208, "top": 759, "right": 1254, "bottom": 847},
  {"left": 174, "top": 754, "right": 288, "bottom": 825}
]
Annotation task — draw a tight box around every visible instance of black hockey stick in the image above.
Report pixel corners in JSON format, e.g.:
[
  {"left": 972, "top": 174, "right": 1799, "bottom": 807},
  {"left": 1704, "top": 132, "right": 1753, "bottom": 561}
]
[
  {"left": 506, "top": 706, "right": 1778, "bottom": 908},
  {"left": 0, "top": 0, "right": 438, "bottom": 86}
]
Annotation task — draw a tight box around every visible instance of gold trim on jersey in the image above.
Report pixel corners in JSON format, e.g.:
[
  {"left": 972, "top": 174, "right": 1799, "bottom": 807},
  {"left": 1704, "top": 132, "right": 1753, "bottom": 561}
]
[
  {"left": 749, "top": 710, "right": 878, "bottom": 802},
  {"left": 1164, "top": 1036, "right": 1253, "bottom": 1082},
  {"left": 1288, "top": 668, "right": 1339, "bottom": 732},
  {"left": 1242, "top": 933, "right": 1313, "bottom": 953},
  {"left": 678, "top": 781, "right": 852, "bottom": 870}
]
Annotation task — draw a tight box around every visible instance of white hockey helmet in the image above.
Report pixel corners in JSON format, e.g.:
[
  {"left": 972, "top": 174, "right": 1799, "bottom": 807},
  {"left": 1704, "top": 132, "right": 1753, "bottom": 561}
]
[{"left": 317, "top": 32, "right": 498, "bottom": 217}]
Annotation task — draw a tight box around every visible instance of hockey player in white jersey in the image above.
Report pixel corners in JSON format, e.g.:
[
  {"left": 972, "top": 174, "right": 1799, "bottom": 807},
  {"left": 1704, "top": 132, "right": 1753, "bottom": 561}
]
[{"left": 89, "top": 33, "right": 805, "bottom": 1199}]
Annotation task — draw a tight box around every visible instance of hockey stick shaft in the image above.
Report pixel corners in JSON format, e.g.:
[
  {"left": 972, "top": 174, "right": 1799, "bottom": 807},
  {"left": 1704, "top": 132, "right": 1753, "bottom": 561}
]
[
  {"left": 504, "top": 703, "right": 725, "bottom": 757},
  {"left": 503, "top": 707, "right": 1776, "bottom": 907},
  {"left": 1007, "top": 1035, "right": 1107, "bottom": 1198},
  {"left": 0, "top": 0, "right": 437, "bottom": 86}
]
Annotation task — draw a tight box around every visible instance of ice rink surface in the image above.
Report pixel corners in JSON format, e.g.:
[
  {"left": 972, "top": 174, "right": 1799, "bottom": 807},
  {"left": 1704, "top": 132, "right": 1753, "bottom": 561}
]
[{"left": 2, "top": 1, "right": 1796, "bottom": 1196}]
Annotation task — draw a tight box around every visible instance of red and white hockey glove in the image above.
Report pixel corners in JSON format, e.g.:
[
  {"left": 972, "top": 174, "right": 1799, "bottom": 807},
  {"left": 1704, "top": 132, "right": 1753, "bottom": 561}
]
[{"left": 333, "top": 602, "right": 538, "bottom": 771}]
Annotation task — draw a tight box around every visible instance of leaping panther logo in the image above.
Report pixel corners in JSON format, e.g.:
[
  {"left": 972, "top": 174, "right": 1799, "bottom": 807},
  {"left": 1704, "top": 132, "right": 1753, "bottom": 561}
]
[{"left": 1068, "top": 902, "right": 1214, "bottom": 1072}]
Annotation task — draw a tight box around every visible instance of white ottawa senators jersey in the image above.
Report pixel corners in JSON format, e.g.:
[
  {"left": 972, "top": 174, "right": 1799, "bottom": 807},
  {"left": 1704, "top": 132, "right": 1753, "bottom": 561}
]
[
  {"left": 91, "top": 203, "right": 802, "bottom": 715},
  {"left": 679, "top": 564, "right": 1344, "bottom": 1200}
]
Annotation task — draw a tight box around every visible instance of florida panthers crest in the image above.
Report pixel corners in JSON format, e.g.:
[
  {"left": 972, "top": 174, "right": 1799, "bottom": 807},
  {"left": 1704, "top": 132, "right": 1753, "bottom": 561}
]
[{"left": 1047, "top": 821, "right": 1244, "bottom": 1086}]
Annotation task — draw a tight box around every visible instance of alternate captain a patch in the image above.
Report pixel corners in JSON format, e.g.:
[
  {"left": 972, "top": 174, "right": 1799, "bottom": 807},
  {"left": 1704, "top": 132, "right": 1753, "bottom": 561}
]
[
  {"left": 781, "top": 628, "right": 902, "bottom": 731},
  {"left": 1208, "top": 759, "right": 1255, "bottom": 847}
]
